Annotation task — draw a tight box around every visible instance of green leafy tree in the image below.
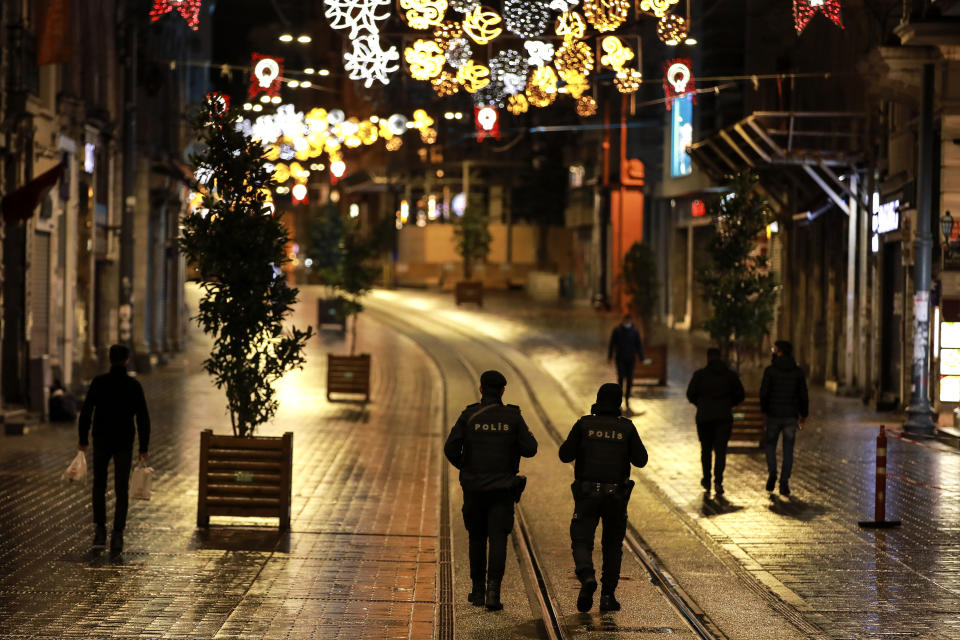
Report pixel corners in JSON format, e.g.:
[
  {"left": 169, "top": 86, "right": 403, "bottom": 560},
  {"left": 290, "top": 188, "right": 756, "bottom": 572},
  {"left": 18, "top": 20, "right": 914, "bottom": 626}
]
[
  {"left": 697, "top": 172, "right": 779, "bottom": 368},
  {"left": 622, "top": 242, "right": 659, "bottom": 330},
  {"left": 179, "top": 96, "right": 313, "bottom": 437},
  {"left": 453, "top": 206, "right": 492, "bottom": 280}
]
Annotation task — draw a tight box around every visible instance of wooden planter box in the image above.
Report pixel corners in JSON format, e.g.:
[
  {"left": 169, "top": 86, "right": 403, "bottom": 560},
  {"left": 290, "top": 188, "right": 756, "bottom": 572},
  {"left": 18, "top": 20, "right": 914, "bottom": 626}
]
[
  {"left": 455, "top": 281, "right": 483, "bottom": 306},
  {"left": 317, "top": 298, "right": 347, "bottom": 332},
  {"left": 633, "top": 344, "right": 667, "bottom": 386},
  {"left": 731, "top": 396, "right": 765, "bottom": 449},
  {"left": 327, "top": 353, "right": 371, "bottom": 402},
  {"left": 197, "top": 430, "right": 293, "bottom": 530}
]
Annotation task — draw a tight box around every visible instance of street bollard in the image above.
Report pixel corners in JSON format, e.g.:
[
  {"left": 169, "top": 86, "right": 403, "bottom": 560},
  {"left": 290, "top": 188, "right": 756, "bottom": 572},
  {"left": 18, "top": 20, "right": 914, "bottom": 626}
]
[{"left": 858, "top": 425, "right": 901, "bottom": 529}]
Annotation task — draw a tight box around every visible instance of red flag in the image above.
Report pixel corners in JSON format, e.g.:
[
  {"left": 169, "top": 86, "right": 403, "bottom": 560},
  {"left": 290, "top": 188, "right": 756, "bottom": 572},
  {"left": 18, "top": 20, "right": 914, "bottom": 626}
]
[
  {"left": 37, "top": 0, "right": 72, "bottom": 65},
  {"left": 1, "top": 163, "right": 65, "bottom": 223}
]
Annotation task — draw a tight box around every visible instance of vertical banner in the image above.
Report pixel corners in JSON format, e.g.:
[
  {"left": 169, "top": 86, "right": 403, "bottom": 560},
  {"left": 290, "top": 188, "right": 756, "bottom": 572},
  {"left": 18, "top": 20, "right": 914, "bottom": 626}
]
[{"left": 37, "top": 0, "right": 72, "bottom": 65}]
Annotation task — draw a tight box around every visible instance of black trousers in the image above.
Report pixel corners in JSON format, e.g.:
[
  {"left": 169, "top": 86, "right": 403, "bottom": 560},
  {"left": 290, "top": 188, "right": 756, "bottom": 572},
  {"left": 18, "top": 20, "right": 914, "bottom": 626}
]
[
  {"left": 93, "top": 447, "right": 133, "bottom": 531},
  {"left": 615, "top": 358, "right": 634, "bottom": 401},
  {"left": 462, "top": 489, "right": 515, "bottom": 585},
  {"left": 570, "top": 488, "right": 628, "bottom": 593},
  {"left": 696, "top": 419, "right": 732, "bottom": 485}
]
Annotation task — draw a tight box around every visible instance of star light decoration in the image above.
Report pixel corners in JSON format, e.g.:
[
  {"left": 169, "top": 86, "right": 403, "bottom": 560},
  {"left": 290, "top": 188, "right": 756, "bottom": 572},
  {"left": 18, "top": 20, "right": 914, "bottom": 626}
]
[
  {"left": 657, "top": 13, "right": 687, "bottom": 45},
  {"left": 400, "top": 0, "right": 447, "bottom": 29},
  {"left": 503, "top": 0, "right": 551, "bottom": 38},
  {"left": 793, "top": 0, "right": 843, "bottom": 34},
  {"left": 583, "top": 0, "right": 629, "bottom": 32},
  {"left": 639, "top": 0, "right": 679, "bottom": 18},
  {"left": 150, "top": 0, "right": 203, "bottom": 29},
  {"left": 324, "top": 0, "right": 399, "bottom": 87}
]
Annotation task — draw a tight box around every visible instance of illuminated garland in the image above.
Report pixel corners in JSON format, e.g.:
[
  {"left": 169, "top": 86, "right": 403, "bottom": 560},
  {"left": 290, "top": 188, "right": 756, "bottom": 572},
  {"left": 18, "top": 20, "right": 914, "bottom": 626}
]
[
  {"left": 400, "top": 0, "right": 447, "bottom": 29},
  {"left": 657, "top": 13, "right": 687, "bottom": 45},
  {"left": 554, "top": 39, "right": 594, "bottom": 76},
  {"left": 582, "top": 0, "right": 629, "bottom": 32},
  {"left": 793, "top": 0, "right": 843, "bottom": 34},
  {"left": 503, "top": 0, "right": 550, "bottom": 38},
  {"left": 639, "top": 0, "right": 679, "bottom": 19},
  {"left": 149, "top": 0, "right": 203, "bottom": 30}
]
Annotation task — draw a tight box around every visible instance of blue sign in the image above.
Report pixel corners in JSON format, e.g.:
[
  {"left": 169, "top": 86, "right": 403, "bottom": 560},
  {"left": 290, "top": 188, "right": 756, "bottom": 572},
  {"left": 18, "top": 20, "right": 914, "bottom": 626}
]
[{"left": 671, "top": 95, "right": 693, "bottom": 177}]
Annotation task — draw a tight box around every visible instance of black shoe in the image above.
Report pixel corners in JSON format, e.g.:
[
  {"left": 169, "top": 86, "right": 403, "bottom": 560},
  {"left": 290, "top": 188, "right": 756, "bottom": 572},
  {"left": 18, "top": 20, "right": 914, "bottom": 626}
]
[
  {"left": 576, "top": 576, "right": 597, "bottom": 612},
  {"left": 779, "top": 484, "right": 791, "bottom": 497},
  {"left": 700, "top": 477, "right": 710, "bottom": 491},
  {"left": 468, "top": 580, "right": 485, "bottom": 606},
  {"left": 110, "top": 530, "right": 123, "bottom": 554},
  {"left": 766, "top": 474, "right": 776, "bottom": 492},
  {"left": 484, "top": 580, "right": 503, "bottom": 611},
  {"left": 598, "top": 593, "right": 621, "bottom": 612},
  {"left": 93, "top": 526, "right": 107, "bottom": 548},
  {"left": 714, "top": 482, "right": 724, "bottom": 496}
]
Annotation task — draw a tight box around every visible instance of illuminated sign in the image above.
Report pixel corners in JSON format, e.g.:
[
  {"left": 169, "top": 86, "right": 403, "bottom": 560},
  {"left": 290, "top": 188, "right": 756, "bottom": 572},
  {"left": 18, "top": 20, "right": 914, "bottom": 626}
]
[
  {"left": 872, "top": 195, "right": 899, "bottom": 235},
  {"left": 670, "top": 94, "right": 693, "bottom": 177}
]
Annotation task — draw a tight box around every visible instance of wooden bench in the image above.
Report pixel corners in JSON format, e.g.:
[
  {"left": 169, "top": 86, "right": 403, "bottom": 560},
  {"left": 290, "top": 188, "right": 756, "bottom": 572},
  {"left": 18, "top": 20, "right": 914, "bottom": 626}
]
[
  {"left": 633, "top": 344, "right": 667, "bottom": 386},
  {"left": 197, "top": 430, "right": 293, "bottom": 530},
  {"left": 327, "top": 354, "right": 371, "bottom": 402},
  {"left": 317, "top": 298, "right": 347, "bottom": 332},
  {"left": 455, "top": 281, "right": 483, "bottom": 306},
  {"left": 731, "top": 396, "right": 765, "bottom": 448}
]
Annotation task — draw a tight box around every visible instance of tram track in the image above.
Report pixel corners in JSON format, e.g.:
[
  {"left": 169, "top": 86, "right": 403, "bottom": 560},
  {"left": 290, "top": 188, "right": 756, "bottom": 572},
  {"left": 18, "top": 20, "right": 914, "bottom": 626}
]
[{"left": 366, "top": 296, "right": 722, "bottom": 640}]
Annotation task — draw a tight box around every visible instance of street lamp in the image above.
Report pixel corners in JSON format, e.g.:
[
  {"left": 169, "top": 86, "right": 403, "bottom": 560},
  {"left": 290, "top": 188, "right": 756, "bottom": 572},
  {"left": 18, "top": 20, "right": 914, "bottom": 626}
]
[{"left": 941, "top": 210, "right": 955, "bottom": 255}]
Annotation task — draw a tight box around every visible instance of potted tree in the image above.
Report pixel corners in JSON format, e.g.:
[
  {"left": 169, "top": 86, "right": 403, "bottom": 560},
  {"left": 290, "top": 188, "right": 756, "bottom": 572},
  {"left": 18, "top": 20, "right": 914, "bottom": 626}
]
[
  {"left": 622, "top": 242, "right": 666, "bottom": 385},
  {"left": 179, "top": 95, "right": 313, "bottom": 530},
  {"left": 453, "top": 205, "right": 492, "bottom": 306},
  {"left": 309, "top": 199, "right": 348, "bottom": 333}
]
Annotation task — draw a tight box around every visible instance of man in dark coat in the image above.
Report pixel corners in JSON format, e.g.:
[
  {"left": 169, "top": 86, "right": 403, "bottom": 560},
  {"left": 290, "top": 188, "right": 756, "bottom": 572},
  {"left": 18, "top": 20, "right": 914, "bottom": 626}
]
[
  {"left": 759, "top": 340, "right": 809, "bottom": 496},
  {"left": 686, "top": 348, "right": 745, "bottom": 495},
  {"left": 78, "top": 344, "right": 151, "bottom": 553},
  {"left": 559, "top": 383, "right": 648, "bottom": 613},
  {"left": 607, "top": 314, "right": 644, "bottom": 413},
  {"left": 444, "top": 370, "right": 538, "bottom": 611}
]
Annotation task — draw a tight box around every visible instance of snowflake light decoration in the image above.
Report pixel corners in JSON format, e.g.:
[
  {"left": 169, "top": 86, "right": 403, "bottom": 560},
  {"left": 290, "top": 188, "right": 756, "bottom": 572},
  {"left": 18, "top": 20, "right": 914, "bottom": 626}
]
[
  {"left": 657, "top": 13, "right": 687, "bottom": 44},
  {"left": 555, "top": 11, "right": 587, "bottom": 40},
  {"left": 445, "top": 37, "right": 473, "bottom": 68},
  {"left": 343, "top": 35, "right": 400, "bottom": 87},
  {"left": 526, "top": 65, "right": 558, "bottom": 107},
  {"left": 503, "top": 0, "right": 550, "bottom": 38},
  {"left": 400, "top": 0, "right": 447, "bottom": 29},
  {"left": 576, "top": 95, "right": 598, "bottom": 116},
  {"left": 554, "top": 40, "right": 594, "bottom": 76},
  {"left": 457, "top": 60, "right": 491, "bottom": 93},
  {"left": 405, "top": 39, "right": 446, "bottom": 80},
  {"left": 639, "top": 0, "right": 679, "bottom": 18},
  {"left": 150, "top": 0, "right": 203, "bottom": 30},
  {"left": 794, "top": 0, "right": 843, "bottom": 34},
  {"left": 490, "top": 49, "right": 528, "bottom": 95},
  {"left": 323, "top": 0, "right": 391, "bottom": 38},
  {"left": 432, "top": 71, "right": 460, "bottom": 96},
  {"left": 524, "top": 40, "right": 555, "bottom": 66},
  {"left": 583, "top": 0, "right": 629, "bottom": 32},
  {"left": 507, "top": 94, "right": 529, "bottom": 115},
  {"left": 462, "top": 6, "right": 504, "bottom": 44}
]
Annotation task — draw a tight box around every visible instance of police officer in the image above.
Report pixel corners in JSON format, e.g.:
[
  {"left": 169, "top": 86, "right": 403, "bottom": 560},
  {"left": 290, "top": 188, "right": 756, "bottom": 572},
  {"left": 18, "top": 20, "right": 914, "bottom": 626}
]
[
  {"left": 444, "top": 370, "right": 538, "bottom": 611},
  {"left": 559, "top": 383, "right": 647, "bottom": 613}
]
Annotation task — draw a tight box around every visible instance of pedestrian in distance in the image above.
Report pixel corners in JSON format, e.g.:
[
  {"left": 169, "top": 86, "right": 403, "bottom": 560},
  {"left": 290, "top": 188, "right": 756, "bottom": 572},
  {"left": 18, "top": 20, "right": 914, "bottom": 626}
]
[
  {"left": 607, "top": 314, "right": 644, "bottom": 414},
  {"left": 685, "top": 348, "right": 745, "bottom": 496},
  {"left": 78, "top": 344, "right": 151, "bottom": 553},
  {"left": 760, "top": 340, "right": 809, "bottom": 497},
  {"left": 444, "top": 370, "right": 538, "bottom": 611},
  {"left": 559, "top": 383, "right": 648, "bottom": 613}
]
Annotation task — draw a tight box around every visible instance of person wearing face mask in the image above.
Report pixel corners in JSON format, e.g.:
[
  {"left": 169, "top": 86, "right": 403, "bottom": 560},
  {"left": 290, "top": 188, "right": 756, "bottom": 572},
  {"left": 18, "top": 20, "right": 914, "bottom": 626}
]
[
  {"left": 607, "top": 314, "right": 644, "bottom": 413},
  {"left": 760, "top": 340, "right": 808, "bottom": 496}
]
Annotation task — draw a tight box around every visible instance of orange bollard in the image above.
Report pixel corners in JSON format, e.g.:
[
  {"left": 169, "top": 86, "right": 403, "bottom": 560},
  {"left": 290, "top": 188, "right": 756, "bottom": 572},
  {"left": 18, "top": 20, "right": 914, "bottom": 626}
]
[{"left": 859, "top": 425, "right": 901, "bottom": 529}]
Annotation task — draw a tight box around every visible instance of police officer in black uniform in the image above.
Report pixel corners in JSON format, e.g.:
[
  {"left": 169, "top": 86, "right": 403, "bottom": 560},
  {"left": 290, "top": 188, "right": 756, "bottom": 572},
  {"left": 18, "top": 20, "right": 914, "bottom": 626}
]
[
  {"left": 444, "top": 370, "right": 538, "bottom": 611},
  {"left": 559, "top": 383, "right": 647, "bottom": 613}
]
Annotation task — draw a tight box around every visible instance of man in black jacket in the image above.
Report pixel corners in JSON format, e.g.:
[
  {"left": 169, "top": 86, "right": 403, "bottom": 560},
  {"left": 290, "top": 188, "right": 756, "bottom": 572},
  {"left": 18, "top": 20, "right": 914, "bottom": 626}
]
[
  {"left": 78, "top": 344, "right": 151, "bottom": 553},
  {"left": 686, "top": 348, "right": 745, "bottom": 496},
  {"left": 607, "top": 314, "right": 644, "bottom": 413},
  {"left": 759, "top": 340, "right": 809, "bottom": 496},
  {"left": 559, "top": 383, "right": 647, "bottom": 613},
  {"left": 444, "top": 370, "right": 538, "bottom": 611}
]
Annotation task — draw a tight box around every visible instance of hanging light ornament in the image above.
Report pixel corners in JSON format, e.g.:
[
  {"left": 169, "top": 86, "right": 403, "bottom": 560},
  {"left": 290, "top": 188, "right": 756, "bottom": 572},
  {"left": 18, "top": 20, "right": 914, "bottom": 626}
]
[
  {"left": 599, "top": 35, "right": 634, "bottom": 71},
  {"left": 475, "top": 77, "right": 508, "bottom": 107},
  {"left": 449, "top": 0, "right": 479, "bottom": 13},
  {"left": 526, "top": 65, "right": 558, "bottom": 107},
  {"left": 386, "top": 137, "right": 404, "bottom": 151},
  {"left": 657, "top": 13, "right": 687, "bottom": 45},
  {"left": 462, "top": 5, "right": 504, "bottom": 44},
  {"left": 400, "top": 0, "right": 447, "bottom": 29},
  {"left": 793, "top": 0, "right": 843, "bottom": 34},
  {"left": 433, "top": 21, "right": 463, "bottom": 49},
  {"left": 554, "top": 39, "right": 594, "bottom": 76},
  {"left": 524, "top": 40, "right": 555, "bottom": 66},
  {"left": 559, "top": 69, "right": 590, "bottom": 98},
  {"left": 457, "top": 60, "right": 492, "bottom": 93},
  {"left": 555, "top": 11, "right": 587, "bottom": 40},
  {"left": 576, "top": 95, "right": 598, "bottom": 116},
  {"left": 614, "top": 68, "right": 641, "bottom": 93},
  {"left": 507, "top": 94, "right": 530, "bottom": 114},
  {"left": 490, "top": 49, "right": 529, "bottom": 96},
  {"left": 445, "top": 37, "right": 473, "bottom": 68},
  {"left": 432, "top": 71, "right": 460, "bottom": 96},
  {"left": 404, "top": 39, "right": 446, "bottom": 80},
  {"left": 503, "top": 0, "right": 551, "bottom": 37},
  {"left": 582, "top": 0, "right": 629, "bottom": 32},
  {"left": 639, "top": 0, "right": 679, "bottom": 18},
  {"left": 150, "top": 0, "right": 203, "bottom": 30}
]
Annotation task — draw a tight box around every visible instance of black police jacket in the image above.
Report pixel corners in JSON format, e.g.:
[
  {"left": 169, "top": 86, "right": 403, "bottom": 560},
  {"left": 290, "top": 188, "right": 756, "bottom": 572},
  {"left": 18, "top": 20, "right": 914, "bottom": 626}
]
[
  {"left": 558, "top": 413, "right": 647, "bottom": 483},
  {"left": 686, "top": 360, "right": 746, "bottom": 423},
  {"left": 608, "top": 324, "right": 644, "bottom": 362},
  {"left": 444, "top": 397, "right": 538, "bottom": 491},
  {"left": 78, "top": 365, "right": 151, "bottom": 453},
  {"left": 760, "top": 355, "right": 809, "bottom": 419}
]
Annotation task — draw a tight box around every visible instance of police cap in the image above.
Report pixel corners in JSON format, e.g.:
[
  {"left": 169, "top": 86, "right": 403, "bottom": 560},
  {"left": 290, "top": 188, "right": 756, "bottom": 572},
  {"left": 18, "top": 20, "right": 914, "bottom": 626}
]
[{"left": 480, "top": 370, "right": 507, "bottom": 390}]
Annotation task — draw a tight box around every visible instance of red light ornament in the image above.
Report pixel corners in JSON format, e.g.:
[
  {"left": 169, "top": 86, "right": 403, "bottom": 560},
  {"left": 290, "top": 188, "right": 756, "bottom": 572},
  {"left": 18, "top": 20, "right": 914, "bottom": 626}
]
[
  {"left": 474, "top": 106, "right": 500, "bottom": 141},
  {"left": 149, "top": 0, "right": 203, "bottom": 30},
  {"left": 249, "top": 53, "right": 284, "bottom": 101},
  {"left": 793, "top": 0, "right": 843, "bottom": 34},
  {"left": 663, "top": 59, "right": 694, "bottom": 109}
]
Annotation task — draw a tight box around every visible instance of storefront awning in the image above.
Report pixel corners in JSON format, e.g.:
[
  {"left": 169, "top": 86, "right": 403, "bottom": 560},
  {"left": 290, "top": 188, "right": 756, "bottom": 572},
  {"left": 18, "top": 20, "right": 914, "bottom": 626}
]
[{"left": 1, "top": 162, "right": 65, "bottom": 223}]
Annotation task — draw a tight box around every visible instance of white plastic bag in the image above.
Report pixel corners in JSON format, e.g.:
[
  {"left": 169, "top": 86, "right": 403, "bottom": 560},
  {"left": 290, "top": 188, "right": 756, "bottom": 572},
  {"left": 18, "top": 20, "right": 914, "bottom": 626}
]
[
  {"left": 130, "top": 465, "right": 154, "bottom": 500},
  {"left": 62, "top": 451, "right": 87, "bottom": 483}
]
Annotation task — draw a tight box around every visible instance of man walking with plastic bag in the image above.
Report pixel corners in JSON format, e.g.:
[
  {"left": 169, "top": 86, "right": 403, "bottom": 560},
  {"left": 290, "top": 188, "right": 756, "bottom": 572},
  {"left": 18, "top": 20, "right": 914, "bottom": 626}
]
[{"left": 78, "top": 344, "right": 151, "bottom": 553}]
